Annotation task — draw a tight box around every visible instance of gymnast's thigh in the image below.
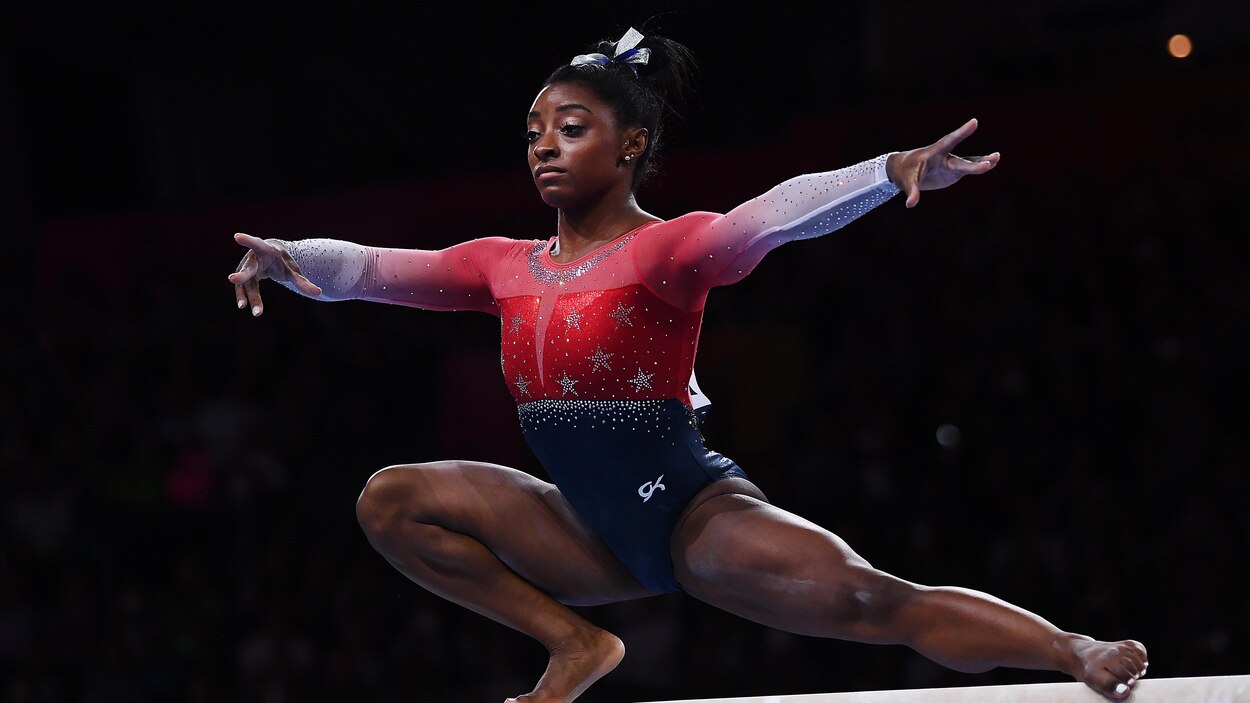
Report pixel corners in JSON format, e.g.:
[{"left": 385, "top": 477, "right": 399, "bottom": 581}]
[
  {"left": 364, "top": 459, "right": 659, "bottom": 606},
  {"left": 668, "top": 480, "right": 887, "bottom": 635}
]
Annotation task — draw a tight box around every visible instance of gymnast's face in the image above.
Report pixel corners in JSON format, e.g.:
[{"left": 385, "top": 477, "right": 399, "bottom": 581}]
[{"left": 526, "top": 82, "right": 634, "bottom": 209}]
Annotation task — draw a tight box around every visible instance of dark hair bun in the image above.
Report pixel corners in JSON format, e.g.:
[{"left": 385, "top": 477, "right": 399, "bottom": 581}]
[{"left": 632, "top": 37, "right": 669, "bottom": 77}]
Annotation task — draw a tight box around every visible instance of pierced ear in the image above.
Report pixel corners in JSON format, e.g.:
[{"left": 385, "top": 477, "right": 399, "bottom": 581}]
[{"left": 622, "top": 127, "right": 649, "bottom": 160}]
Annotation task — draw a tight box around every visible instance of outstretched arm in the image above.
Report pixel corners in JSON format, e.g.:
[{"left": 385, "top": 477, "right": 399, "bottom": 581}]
[
  {"left": 228, "top": 232, "right": 514, "bottom": 316},
  {"left": 636, "top": 119, "right": 999, "bottom": 307}
]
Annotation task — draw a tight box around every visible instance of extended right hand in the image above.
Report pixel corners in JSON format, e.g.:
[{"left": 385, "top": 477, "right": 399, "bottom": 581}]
[
  {"left": 228, "top": 233, "right": 322, "bottom": 316},
  {"left": 885, "top": 118, "right": 1000, "bottom": 209}
]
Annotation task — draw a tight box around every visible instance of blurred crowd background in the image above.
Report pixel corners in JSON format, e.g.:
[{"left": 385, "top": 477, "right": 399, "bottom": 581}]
[{"left": 4, "top": 3, "right": 1248, "bottom": 702}]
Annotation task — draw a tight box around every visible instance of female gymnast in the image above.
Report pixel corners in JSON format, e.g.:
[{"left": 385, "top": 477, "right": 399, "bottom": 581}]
[{"left": 228, "top": 26, "right": 1147, "bottom": 703}]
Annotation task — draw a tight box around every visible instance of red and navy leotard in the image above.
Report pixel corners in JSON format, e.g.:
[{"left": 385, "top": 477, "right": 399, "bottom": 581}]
[{"left": 277, "top": 154, "right": 900, "bottom": 592}]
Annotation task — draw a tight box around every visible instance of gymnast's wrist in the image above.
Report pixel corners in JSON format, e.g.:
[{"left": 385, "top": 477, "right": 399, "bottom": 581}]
[{"left": 884, "top": 151, "right": 904, "bottom": 189}]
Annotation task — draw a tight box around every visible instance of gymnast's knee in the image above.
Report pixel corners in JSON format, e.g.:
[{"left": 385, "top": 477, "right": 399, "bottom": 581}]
[
  {"left": 355, "top": 462, "right": 445, "bottom": 538},
  {"left": 824, "top": 569, "right": 917, "bottom": 635}
]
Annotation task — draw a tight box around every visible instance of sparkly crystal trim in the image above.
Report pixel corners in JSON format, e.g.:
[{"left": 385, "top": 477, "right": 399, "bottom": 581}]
[
  {"left": 527, "top": 232, "right": 639, "bottom": 285},
  {"left": 517, "top": 398, "right": 698, "bottom": 429}
]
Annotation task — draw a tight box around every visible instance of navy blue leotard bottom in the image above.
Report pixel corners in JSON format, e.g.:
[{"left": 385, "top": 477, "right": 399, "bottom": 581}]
[{"left": 519, "top": 398, "right": 747, "bottom": 593}]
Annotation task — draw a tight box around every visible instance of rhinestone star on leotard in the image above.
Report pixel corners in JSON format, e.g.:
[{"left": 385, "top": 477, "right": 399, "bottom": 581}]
[
  {"left": 587, "top": 346, "right": 614, "bottom": 373},
  {"left": 626, "top": 368, "right": 655, "bottom": 393}
]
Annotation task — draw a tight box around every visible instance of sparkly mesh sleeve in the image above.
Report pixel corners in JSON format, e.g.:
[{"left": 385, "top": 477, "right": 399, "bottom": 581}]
[
  {"left": 636, "top": 153, "right": 901, "bottom": 308},
  {"left": 271, "top": 236, "right": 516, "bottom": 314}
]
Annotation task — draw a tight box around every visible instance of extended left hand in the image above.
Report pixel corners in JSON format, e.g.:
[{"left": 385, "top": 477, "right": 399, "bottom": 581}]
[{"left": 887, "top": 118, "right": 1000, "bottom": 208}]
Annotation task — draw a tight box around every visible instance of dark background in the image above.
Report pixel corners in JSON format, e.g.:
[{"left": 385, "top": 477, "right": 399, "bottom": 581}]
[{"left": 4, "top": 2, "right": 1249, "bottom": 702}]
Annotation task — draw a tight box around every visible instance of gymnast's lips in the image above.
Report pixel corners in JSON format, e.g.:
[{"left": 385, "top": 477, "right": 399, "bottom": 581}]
[{"left": 534, "top": 164, "right": 565, "bottom": 181}]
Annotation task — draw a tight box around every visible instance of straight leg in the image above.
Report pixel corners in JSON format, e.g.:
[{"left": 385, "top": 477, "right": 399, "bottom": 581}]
[{"left": 670, "top": 479, "right": 1148, "bottom": 700}]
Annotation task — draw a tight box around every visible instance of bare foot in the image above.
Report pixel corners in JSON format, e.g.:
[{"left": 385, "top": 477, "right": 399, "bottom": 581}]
[
  {"left": 506, "top": 628, "right": 626, "bottom": 703},
  {"left": 1064, "top": 635, "right": 1149, "bottom": 701}
]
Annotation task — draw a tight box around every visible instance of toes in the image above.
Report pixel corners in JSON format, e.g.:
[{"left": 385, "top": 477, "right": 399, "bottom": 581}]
[
  {"left": 1107, "top": 675, "right": 1141, "bottom": 700},
  {"left": 1108, "top": 656, "right": 1143, "bottom": 683},
  {"left": 1086, "top": 662, "right": 1136, "bottom": 700},
  {"left": 1076, "top": 639, "right": 1149, "bottom": 700},
  {"left": 1122, "top": 640, "right": 1148, "bottom": 676}
]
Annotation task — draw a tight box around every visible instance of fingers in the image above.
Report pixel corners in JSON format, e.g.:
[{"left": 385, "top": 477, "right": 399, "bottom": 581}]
[
  {"left": 905, "top": 158, "right": 927, "bottom": 208},
  {"left": 936, "top": 117, "right": 979, "bottom": 153},
  {"left": 947, "top": 152, "right": 1001, "bottom": 175},
  {"left": 232, "top": 278, "right": 264, "bottom": 316},
  {"left": 230, "top": 236, "right": 268, "bottom": 312},
  {"left": 228, "top": 254, "right": 259, "bottom": 285},
  {"left": 244, "top": 277, "right": 265, "bottom": 316},
  {"left": 230, "top": 251, "right": 259, "bottom": 314},
  {"left": 229, "top": 233, "right": 320, "bottom": 312},
  {"left": 232, "top": 261, "right": 265, "bottom": 316},
  {"left": 228, "top": 233, "right": 269, "bottom": 281},
  {"left": 972, "top": 152, "right": 1001, "bottom": 170},
  {"left": 234, "top": 231, "right": 274, "bottom": 253}
]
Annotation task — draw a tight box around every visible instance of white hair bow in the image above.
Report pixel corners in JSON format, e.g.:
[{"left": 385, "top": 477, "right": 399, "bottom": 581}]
[{"left": 569, "top": 27, "right": 651, "bottom": 71}]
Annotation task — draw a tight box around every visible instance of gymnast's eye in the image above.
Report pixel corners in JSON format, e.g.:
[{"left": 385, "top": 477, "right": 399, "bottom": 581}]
[
  {"left": 559, "top": 124, "right": 586, "bottom": 137},
  {"left": 524, "top": 130, "right": 540, "bottom": 143}
]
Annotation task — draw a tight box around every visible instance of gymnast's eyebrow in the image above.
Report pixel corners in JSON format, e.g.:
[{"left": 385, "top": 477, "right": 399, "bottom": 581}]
[{"left": 528, "top": 103, "right": 595, "bottom": 119}]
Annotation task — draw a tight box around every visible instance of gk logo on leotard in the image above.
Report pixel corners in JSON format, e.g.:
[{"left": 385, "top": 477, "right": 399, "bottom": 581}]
[{"left": 638, "top": 475, "right": 666, "bottom": 503}]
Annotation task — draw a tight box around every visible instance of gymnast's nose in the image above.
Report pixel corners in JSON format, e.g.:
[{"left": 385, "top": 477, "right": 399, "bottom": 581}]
[{"left": 533, "top": 132, "right": 558, "bottom": 162}]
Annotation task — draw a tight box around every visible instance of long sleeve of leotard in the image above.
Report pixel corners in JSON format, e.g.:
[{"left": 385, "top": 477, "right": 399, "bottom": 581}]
[
  {"left": 635, "top": 153, "right": 901, "bottom": 309},
  {"left": 269, "top": 236, "right": 518, "bottom": 315}
]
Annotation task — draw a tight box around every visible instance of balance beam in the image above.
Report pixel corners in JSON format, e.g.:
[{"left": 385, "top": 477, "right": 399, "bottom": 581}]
[{"left": 642, "top": 675, "right": 1250, "bottom": 703}]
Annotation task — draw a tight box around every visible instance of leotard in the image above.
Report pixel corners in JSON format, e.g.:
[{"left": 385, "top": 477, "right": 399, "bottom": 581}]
[{"left": 276, "top": 154, "right": 900, "bottom": 592}]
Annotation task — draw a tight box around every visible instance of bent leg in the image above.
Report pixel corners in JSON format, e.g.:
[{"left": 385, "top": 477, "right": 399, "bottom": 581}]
[
  {"left": 671, "top": 483, "right": 1148, "bottom": 701},
  {"left": 357, "top": 460, "right": 655, "bottom": 703}
]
